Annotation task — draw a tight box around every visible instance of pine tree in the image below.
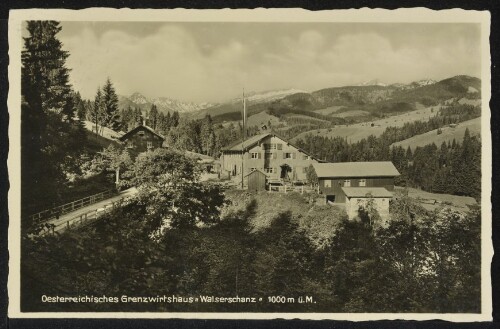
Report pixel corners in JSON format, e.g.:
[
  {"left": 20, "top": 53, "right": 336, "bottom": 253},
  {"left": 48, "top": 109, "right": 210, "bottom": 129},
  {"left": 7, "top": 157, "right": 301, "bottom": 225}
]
[
  {"left": 22, "top": 21, "right": 74, "bottom": 121},
  {"left": 171, "top": 111, "right": 180, "bottom": 127},
  {"left": 102, "top": 77, "right": 120, "bottom": 130},
  {"left": 165, "top": 111, "right": 172, "bottom": 131},
  {"left": 21, "top": 21, "right": 83, "bottom": 224},
  {"left": 134, "top": 107, "right": 143, "bottom": 127},
  {"left": 200, "top": 115, "right": 215, "bottom": 155},
  {"left": 90, "top": 87, "right": 105, "bottom": 135},
  {"left": 149, "top": 104, "right": 159, "bottom": 130}
]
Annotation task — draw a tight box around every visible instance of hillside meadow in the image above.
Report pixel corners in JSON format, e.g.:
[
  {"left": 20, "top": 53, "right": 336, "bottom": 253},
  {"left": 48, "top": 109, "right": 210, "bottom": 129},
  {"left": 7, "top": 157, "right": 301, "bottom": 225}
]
[
  {"left": 292, "top": 104, "right": 439, "bottom": 143},
  {"left": 392, "top": 117, "right": 481, "bottom": 150}
]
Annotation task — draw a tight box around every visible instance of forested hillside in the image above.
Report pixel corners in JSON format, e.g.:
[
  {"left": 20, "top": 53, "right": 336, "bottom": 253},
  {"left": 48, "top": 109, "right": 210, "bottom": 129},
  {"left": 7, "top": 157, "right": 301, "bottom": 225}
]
[{"left": 295, "top": 103, "right": 481, "bottom": 199}]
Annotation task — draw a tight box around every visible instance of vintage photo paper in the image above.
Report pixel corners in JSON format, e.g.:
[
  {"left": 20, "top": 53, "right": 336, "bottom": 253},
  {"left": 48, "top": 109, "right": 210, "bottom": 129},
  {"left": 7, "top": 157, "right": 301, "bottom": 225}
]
[{"left": 8, "top": 8, "right": 492, "bottom": 320}]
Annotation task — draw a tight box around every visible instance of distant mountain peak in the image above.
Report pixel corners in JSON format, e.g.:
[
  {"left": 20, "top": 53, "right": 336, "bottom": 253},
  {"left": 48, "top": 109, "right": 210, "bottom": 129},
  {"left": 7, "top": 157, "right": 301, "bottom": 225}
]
[
  {"left": 129, "top": 92, "right": 149, "bottom": 105},
  {"left": 119, "top": 93, "right": 214, "bottom": 114},
  {"left": 355, "top": 79, "right": 387, "bottom": 87}
]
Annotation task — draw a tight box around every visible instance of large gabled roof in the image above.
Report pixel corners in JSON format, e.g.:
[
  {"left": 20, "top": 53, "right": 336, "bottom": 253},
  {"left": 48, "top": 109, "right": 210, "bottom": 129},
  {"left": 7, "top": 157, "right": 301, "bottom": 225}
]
[
  {"left": 119, "top": 125, "right": 165, "bottom": 142},
  {"left": 221, "top": 133, "right": 323, "bottom": 162},
  {"left": 342, "top": 187, "right": 393, "bottom": 198},
  {"left": 313, "top": 161, "right": 400, "bottom": 178},
  {"left": 221, "top": 133, "right": 271, "bottom": 151}
]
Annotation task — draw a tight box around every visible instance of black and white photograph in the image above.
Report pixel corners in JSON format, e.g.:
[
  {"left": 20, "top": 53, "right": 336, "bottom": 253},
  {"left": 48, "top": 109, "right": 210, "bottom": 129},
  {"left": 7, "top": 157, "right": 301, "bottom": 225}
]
[{"left": 7, "top": 8, "right": 492, "bottom": 320}]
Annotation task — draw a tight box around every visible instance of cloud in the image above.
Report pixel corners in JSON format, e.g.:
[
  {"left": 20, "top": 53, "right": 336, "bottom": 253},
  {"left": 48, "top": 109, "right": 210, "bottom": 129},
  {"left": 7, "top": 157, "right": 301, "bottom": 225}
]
[{"left": 61, "top": 23, "right": 481, "bottom": 103}]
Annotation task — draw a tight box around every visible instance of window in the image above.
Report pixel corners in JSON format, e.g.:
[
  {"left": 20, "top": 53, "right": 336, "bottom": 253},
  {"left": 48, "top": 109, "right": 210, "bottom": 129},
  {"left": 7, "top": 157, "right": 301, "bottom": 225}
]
[
  {"left": 344, "top": 179, "right": 351, "bottom": 187},
  {"left": 359, "top": 179, "right": 366, "bottom": 187},
  {"left": 138, "top": 131, "right": 145, "bottom": 137},
  {"left": 264, "top": 143, "right": 283, "bottom": 150},
  {"left": 302, "top": 154, "right": 309, "bottom": 160},
  {"left": 325, "top": 180, "right": 332, "bottom": 188},
  {"left": 251, "top": 152, "right": 260, "bottom": 159},
  {"left": 264, "top": 167, "right": 275, "bottom": 174},
  {"left": 284, "top": 152, "right": 294, "bottom": 159},
  {"left": 147, "top": 141, "right": 153, "bottom": 149}
]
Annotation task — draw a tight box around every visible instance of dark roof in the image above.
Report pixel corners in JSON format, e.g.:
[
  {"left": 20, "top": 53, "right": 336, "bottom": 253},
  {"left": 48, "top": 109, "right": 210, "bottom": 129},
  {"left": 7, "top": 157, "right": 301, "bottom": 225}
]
[
  {"left": 342, "top": 187, "right": 393, "bottom": 198},
  {"left": 313, "top": 161, "right": 400, "bottom": 178},
  {"left": 221, "top": 133, "right": 322, "bottom": 162},
  {"left": 222, "top": 133, "right": 271, "bottom": 151},
  {"left": 119, "top": 125, "right": 165, "bottom": 142}
]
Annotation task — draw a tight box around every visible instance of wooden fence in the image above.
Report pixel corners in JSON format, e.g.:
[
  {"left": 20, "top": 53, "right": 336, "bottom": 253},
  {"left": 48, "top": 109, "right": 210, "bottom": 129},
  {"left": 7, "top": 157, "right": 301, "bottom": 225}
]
[
  {"left": 268, "top": 185, "right": 313, "bottom": 194},
  {"left": 28, "top": 190, "right": 115, "bottom": 224},
  {"left": 39, "top": 196, "right": 133, "bottom": 236}
]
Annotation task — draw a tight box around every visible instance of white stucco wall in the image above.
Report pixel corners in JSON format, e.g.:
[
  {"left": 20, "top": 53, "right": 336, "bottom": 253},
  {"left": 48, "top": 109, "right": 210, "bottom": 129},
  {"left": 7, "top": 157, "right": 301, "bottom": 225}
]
[{"left": 345, "top": 197, "right": 391, "bottom": 221}]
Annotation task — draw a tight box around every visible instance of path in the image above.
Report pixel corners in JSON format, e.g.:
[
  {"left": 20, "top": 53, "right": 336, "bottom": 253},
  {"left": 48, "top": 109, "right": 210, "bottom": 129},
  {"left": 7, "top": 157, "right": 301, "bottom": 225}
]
[{"left": 40, "top": 187, "right": 138, "bottom": 235}]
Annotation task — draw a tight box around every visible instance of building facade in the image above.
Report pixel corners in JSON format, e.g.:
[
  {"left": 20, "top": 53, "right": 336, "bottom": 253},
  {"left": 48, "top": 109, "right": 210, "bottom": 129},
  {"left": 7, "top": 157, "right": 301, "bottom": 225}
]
[
  {"left": 343, "top": 187, "right": 393, "bottom": 221},
  {"left": 118, "top": 125, "right": 165, "bottom": 155},
  {"left": 220, "top": 133, "right": 320, "bottom": 183},
  {"left": 312, "top": 162, "right": 400, "bottom": 204}
]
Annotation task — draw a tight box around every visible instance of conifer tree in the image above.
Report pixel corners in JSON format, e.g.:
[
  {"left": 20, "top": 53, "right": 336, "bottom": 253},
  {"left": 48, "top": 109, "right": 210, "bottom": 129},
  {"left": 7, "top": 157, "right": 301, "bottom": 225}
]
[
  {"left": 171, "top": 111, "right": 180, "bottom": 127},
  {"left": 102, "top": 77, "right": 120, "bottom": 130},
  {"left": 90, "top": 87, "right": 104, "bottom": 135},
  {"left": 22, "top": 21, "right": 74, "bottom": 121},
  {"left": 149, "top": 104, "right": 159, "bottom": 130},
  {"left": 21, "top": 21, "right": 82, "bottom": 222}
]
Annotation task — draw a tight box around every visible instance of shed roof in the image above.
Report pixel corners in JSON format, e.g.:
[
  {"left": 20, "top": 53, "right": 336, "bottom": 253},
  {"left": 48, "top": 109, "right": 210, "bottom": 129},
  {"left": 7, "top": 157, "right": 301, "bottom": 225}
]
[
  {"left": 244, "top": 168, "right": 267, "bottom": 178},
  {"left": 313, "top": 161, "right": 400, "bottom": 178},
  {"left": 342, "top": 187, "right": 393, "bottom": 198},
  {"left": 119, "top": 125, "right": 165, "bottom": 142}
]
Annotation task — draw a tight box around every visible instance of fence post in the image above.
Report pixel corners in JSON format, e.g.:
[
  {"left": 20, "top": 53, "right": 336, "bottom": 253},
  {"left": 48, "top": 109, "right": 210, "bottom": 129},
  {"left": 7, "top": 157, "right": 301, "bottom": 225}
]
[{"left": 67, "top": 221, "right": 70, "bottom": 229}]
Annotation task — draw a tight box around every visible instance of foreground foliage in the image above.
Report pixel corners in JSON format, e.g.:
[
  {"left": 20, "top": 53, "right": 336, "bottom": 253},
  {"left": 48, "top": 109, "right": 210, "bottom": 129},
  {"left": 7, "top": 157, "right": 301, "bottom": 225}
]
[{"left": 22, "top": 195, "right": 481, "bottom": 313}]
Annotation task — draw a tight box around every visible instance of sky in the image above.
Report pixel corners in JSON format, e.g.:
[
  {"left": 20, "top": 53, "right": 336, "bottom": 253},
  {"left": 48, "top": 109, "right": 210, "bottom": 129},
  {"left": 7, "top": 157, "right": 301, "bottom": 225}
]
[{"left": 53, "top": 21, "right": 481, "bottom": 103}]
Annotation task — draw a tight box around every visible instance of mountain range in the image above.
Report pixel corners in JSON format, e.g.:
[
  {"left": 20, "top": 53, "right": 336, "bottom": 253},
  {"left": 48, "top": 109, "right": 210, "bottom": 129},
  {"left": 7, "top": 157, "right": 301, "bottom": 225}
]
[
  {"left": 118, "top": 75, "right": 480, "bottom": 122},
  {"left": 118, "top": 92, "right": 214, "bottom": 114}
]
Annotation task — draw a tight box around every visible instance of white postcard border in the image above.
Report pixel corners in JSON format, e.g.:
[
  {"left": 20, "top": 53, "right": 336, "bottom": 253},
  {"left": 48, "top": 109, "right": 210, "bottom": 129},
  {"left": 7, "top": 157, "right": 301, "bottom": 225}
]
[{"left": 7, "top": 7, "right": 493, "bottom": 321}]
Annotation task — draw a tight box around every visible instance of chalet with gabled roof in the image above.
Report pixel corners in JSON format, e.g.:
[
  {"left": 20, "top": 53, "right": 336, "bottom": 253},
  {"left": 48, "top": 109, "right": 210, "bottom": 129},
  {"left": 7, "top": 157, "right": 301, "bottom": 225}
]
[
  {"left": 220, "top": 133, "right": 321, "bottom": 184},
  {"left": 312, "top": 161, "right": 400, "bottom": 220},
  {"left": 313, "top": 161, "right": 400, "bottom": 203},
  {"left": 118, "top": 124, "right": 165, "bottom": 155}
]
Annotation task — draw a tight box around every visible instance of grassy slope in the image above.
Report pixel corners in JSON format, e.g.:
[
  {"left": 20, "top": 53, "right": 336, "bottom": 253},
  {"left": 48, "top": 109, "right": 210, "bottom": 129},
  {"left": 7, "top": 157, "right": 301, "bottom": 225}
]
[
  {"left": 222, "top": 190, "right": 347, "bottom": 247},
  {"left": 292, "top": 105, "right": 439, "bottom": 143},
  {"left": 395, "top": 186, "right": 477, "bottom": 211},
  {"left": 391, "top": 117, "right": 481, "bottom": 150}
]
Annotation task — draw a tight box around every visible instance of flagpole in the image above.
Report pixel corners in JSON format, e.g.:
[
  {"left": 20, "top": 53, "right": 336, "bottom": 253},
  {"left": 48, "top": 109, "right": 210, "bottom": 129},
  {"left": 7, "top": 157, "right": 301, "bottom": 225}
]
[{"left": 241, "top": 88, "right": 246, "bottom": 189}]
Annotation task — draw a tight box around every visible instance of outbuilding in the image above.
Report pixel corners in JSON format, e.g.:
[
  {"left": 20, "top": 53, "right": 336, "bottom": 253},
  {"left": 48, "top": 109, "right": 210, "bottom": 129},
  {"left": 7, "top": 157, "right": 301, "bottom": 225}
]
[
  {"left": 342, "top": 187, "right": 393, "bottom": 221},
  {"left": 245, "top": 169, "right": 267, "bottom": 192}
]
